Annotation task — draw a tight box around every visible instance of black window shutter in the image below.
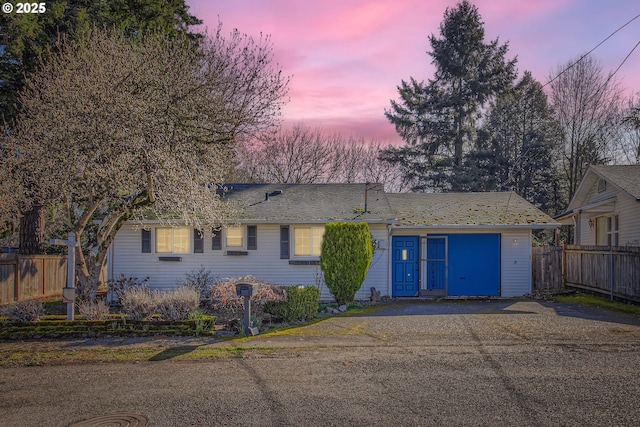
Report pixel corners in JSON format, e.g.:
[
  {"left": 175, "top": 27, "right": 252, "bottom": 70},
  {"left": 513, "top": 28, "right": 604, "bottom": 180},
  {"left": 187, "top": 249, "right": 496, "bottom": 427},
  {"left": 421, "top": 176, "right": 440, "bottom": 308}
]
[
  {"left": 212, "top": 227, "right": 222, "bottom": 250},
  {"left": 280, "top": 226, "right": 289, "bottom": 259},
  {"left": 247, "top": 225, "right": 257, "bottom": 250},
  {"left": 141, "top": 229, "right": 151, "bottom": 253},
  {"left": 194, "top": 229, "right": 204, "bottom": 253}
]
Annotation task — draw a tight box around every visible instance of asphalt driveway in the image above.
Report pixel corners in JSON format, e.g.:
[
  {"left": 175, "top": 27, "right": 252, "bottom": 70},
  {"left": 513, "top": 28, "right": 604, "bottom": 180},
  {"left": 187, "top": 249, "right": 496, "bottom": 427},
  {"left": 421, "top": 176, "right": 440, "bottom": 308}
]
[{"left": 2, "top": 300, "right": 640, "bottom": 426}]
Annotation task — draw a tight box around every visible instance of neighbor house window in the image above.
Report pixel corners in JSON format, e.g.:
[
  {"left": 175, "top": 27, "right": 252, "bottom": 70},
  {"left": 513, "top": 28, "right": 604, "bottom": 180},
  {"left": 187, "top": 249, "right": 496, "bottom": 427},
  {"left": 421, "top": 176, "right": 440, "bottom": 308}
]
[
  {"left": 595, "top": 215, "right": 619, "bottom": 246},
  {"left": 156, "top": 228, "right": 189, "bottom": 253},
  {"left": 225, "top": 226, "right": 243, "bottom": 248},
  {"left": 294, "top": 226, "right": 324, "bottom": 256},
  {"left": 608, "top": 215, "right": 619, "bottom": 246}
]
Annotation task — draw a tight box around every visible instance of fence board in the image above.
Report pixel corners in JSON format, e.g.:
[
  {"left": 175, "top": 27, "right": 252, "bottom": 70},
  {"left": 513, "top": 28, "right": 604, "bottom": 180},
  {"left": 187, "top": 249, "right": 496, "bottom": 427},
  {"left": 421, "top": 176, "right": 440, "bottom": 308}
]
[
  {"left": 43, "top": 257, "right": 68, "bottom": 295},
  {"left": 564, "top": 245, "right": 640, "bottom": 302},
  {"left": 0, "top": 261, "right": 16, "bottom": 304},
  {"left": 532, "top": 246, "right": 563, "bottom": 291},
  {"left": 0, "top": 255, "right": 67, "bottom": 304}
]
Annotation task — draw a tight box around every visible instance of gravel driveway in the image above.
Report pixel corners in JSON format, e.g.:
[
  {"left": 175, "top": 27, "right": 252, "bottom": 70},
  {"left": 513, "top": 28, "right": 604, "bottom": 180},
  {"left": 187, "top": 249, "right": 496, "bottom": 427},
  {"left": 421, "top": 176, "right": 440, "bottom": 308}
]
[{"left": 2, "top": 300, "right": 640, "bottom": 426}]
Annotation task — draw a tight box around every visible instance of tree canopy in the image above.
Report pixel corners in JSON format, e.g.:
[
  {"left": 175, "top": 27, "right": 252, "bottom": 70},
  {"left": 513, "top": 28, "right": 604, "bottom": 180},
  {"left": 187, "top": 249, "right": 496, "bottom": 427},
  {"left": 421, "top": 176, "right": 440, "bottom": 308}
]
[
  {"left": 383, "top": 0, "right": 517, "bottom": 191},
  {"left": 0, "top": 0, "right": 203, "bottom": 123},
  {"left": 1, "top": 26, "right": 289, "bottom": 298}
]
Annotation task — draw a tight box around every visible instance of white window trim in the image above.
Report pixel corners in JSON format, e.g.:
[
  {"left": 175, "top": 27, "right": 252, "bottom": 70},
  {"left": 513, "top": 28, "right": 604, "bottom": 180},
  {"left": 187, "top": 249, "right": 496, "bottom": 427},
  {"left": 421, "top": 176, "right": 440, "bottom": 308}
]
[
  {"left": 608, "top": 214, "right": 619, "bottom": 246},
  {"left": 155, "top": 227, "right": 190, "bottom": 254},
  {"left": 595, "top": 214, "right": 619, "bottom": 246},
  {"left": 293, "top": 225, "right": 324, "bottom": 257}
]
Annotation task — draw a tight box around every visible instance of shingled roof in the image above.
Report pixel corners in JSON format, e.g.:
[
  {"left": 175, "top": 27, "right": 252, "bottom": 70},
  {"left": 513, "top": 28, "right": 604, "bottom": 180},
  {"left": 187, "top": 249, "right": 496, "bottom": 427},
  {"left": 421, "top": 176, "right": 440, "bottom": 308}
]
[
  {"left": 387, "top": 192, "right": 557, "bottom": 227},
  {"left": 220, "top": 183, "right": 394, "bottom": 223}
]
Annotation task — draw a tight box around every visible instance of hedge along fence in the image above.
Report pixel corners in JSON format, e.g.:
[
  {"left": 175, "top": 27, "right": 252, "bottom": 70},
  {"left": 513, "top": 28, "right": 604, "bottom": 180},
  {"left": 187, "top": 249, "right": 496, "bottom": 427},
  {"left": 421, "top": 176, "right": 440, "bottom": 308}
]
[{"left": 320, "top": 222, "right": 373, "bottom": 305}]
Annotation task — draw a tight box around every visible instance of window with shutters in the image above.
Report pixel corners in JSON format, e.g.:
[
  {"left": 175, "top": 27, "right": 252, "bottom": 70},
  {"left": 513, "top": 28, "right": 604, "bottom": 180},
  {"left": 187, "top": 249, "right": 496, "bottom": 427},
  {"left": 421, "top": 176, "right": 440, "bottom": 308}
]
[
  {"left": 211, "top": 225, "right": 257, "bottom": 251},
  {"left": 156, "top": 228, "right": 189, "bottom": 253},
  {"left": 293, "top": 226, "right": 324, "bottom": 256},
  {"left": 226, "top": 226, "right": 243, "bottom": 248}
]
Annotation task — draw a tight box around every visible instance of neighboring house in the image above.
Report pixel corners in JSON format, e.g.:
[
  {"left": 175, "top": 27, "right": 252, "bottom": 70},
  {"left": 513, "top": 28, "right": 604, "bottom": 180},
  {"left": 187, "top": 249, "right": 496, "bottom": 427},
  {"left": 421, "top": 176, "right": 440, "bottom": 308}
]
[
  {"left": 109, "top": 184, "right": 558, "bottom": 300},
  {"left": 556, "top": 165, "right": 640, "bottom": 246}
]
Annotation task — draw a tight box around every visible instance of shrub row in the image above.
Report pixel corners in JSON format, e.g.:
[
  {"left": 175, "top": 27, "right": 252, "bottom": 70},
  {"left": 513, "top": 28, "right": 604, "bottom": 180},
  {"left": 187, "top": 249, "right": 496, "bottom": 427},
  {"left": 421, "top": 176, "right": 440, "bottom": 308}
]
[
  {"left": 120, "top": 287, "right": 200, "bottom": 321},
  {"left": 263, "top": 285, "right": 320, "bottom": 322},
  {"left": 0, "top": 316, "right": 216, "bottom": 339}
]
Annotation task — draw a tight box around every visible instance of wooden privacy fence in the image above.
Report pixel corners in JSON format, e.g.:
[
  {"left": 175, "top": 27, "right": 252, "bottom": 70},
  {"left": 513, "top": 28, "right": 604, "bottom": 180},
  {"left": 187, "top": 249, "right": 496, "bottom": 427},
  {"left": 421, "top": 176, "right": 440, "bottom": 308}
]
[
  {"left": 0, "top": 255, "right": 67, "bottom": 304},
  {"left": 532, "top": 246, "right": 563, "bottom": 291},
  {"left": 564, "top": 245, "right": 640, "bottom": 302},
  {"left": 532, "top": 245, "right": 640, "bottom": 302}
]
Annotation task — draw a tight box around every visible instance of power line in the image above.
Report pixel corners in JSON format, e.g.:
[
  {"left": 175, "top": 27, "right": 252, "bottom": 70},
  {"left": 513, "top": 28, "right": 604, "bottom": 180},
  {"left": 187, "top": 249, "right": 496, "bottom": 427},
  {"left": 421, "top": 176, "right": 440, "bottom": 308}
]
[{"left": 542, "top": 14, "right": 640, "bottom": 89}]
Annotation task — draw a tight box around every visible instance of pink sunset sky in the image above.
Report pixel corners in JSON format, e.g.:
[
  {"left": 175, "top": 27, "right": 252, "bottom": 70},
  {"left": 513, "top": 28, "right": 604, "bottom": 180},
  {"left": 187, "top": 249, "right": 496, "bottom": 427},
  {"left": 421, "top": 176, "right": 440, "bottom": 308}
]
[{"left": 187, "top": 0, "right": 640, "bottom": 145}]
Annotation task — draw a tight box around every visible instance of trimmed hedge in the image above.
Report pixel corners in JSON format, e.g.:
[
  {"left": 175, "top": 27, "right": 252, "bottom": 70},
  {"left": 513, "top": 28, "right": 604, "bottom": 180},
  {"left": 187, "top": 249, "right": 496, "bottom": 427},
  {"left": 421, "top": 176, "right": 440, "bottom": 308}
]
[
  {"left": 320, "top": 222, "right": 373, "bottom": 304},
  {"left": 0, "top": 315, "right": 216, "bottom": 339},
  {"left": 263, "top": 286, "right": 320, "bottom": 322}
]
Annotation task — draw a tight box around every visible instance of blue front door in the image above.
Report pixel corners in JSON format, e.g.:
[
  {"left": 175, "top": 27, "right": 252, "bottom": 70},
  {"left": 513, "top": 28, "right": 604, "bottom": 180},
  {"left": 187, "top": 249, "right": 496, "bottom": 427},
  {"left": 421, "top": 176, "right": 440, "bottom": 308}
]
[{"left": 392, "top": 236, "right": 419, "bottom": 297}]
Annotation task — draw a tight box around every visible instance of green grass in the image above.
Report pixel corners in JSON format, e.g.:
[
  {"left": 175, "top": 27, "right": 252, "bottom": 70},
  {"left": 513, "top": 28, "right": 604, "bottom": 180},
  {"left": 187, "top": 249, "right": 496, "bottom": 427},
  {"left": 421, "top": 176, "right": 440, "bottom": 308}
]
[
  {"left": 0, "top": 344, "right": 284, "bottom": 367},
  {"left": 552, "top": 292, "right": 640, "bottom": 316}
]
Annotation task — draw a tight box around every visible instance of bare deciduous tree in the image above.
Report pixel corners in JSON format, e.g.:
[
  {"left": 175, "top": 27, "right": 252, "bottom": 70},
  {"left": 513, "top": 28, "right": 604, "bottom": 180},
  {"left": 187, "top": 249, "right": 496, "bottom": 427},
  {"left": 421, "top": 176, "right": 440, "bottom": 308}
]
[
  {"left": 1, "top": 26, "right": 289, "bottom": 299},
  {"left": 236, "top": 123, "right": 407, "bottom": 191},
  {"left": 548, "top": 56, "right": 624, "bottom": 200},
  {"left": 613, "top": 94, "right": 640, "bottom": 164}
]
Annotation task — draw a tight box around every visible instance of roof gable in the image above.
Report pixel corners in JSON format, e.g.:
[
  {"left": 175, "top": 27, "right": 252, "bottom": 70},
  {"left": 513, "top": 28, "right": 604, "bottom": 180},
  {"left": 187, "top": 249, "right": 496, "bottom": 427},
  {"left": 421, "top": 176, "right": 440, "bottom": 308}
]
[
  {"left": 590, "top": 165, "right": 640, "bottom": 200},
  {"left": 568, "top": 165, "right": 640, "bottom": 211}
]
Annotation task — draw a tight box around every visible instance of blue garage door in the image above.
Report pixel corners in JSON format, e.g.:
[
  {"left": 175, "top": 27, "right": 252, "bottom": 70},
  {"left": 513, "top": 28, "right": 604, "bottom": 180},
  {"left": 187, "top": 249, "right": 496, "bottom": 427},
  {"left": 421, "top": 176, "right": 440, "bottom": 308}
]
[{"left": 441, "top": 234, "right": 500, "bottom": 297}]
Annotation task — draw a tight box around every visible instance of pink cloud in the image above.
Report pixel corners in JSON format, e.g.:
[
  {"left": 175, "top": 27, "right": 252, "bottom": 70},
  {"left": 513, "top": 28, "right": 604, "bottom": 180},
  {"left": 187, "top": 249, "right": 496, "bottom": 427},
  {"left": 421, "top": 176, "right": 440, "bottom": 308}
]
[{"left": 187, "top": 0, "right": 640, "bottom": 146}]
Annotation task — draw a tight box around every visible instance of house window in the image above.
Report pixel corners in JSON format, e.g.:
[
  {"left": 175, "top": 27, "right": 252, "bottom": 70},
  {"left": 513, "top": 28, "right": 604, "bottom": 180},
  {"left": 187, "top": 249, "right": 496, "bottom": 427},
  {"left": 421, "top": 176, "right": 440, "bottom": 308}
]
[
  {"left": 597, "top": 178, "right": 607, "bottom": 193},
  {"left": 294, "top": 226, "right": 324, "bottom": 256},
  {"left": 595, "top": 215, "right": 619, "bottom": 246},
  {"left": 156, "top": 228, "right": 189, "bottom": 253},
  {"left": 608, "top": 215, "right": 619, "bottom": 246},
  {"left": 225, "top": 226, "right": 243, "bottom": 248}
]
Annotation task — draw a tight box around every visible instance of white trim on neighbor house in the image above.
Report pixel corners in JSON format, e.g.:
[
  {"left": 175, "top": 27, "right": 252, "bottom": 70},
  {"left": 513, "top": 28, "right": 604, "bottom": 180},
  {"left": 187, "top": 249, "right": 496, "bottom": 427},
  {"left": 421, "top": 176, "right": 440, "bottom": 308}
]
[{"left": 557, "top": 165, "right": 640, "bottom": 246}]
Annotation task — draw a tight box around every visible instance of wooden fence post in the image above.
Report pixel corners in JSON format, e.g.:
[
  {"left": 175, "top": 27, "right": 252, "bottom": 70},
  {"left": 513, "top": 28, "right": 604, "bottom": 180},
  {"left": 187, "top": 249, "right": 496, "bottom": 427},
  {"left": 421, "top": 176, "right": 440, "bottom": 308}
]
[
  {"left": 14, "top": 256, "right": 19, "bottom": 301},
  {"left": 561, "top": 243, "right": 566, "bottom": 289}
]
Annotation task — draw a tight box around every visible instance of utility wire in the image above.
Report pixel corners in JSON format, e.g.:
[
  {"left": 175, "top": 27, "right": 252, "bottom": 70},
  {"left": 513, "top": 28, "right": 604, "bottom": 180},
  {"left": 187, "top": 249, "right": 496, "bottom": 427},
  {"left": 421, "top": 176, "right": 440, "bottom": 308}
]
[{"left": 542, "top": 14, "right": 640, "bottom": 89}]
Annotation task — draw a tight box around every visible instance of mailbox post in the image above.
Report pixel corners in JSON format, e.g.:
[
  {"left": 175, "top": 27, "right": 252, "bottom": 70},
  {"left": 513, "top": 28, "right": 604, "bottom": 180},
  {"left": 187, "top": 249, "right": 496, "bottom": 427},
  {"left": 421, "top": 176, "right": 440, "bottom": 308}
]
[
  {"left": 235, "top": 283, "right": 259, "bottom": 336},
  {"left": 50, "top": 232, "right": 79, "bottom": 321}
]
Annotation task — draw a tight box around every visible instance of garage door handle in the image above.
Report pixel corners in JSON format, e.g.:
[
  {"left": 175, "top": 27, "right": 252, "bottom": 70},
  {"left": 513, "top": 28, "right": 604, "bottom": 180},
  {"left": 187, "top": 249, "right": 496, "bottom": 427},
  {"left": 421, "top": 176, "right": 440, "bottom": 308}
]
[{"left": 460, "top": 276, "right": 465, "bottom": 280}]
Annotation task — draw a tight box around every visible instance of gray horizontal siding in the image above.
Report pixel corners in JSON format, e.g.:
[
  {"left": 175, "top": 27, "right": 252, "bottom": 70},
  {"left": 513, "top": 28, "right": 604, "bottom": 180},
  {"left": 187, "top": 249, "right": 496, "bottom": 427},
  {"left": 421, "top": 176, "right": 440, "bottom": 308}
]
[{"left": 111, "top": 223, "right": 388, "bottom": 302}]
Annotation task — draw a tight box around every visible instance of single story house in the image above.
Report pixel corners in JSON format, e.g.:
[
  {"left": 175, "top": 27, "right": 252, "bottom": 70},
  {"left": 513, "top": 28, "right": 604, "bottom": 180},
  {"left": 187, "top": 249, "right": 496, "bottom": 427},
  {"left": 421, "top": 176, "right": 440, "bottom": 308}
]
[
  {"left": 556, "top": 165, "right": 640, "bottom": 246},
  {"left": 108, "top": 184, "right": 558, "bottom": 300}
]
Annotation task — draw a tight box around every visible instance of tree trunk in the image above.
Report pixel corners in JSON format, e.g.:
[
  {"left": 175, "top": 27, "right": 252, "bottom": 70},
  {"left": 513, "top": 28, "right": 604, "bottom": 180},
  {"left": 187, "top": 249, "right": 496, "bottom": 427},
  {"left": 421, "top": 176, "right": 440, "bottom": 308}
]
[{"left": 19, "top": 205, "right": 45, "bottom": 254}]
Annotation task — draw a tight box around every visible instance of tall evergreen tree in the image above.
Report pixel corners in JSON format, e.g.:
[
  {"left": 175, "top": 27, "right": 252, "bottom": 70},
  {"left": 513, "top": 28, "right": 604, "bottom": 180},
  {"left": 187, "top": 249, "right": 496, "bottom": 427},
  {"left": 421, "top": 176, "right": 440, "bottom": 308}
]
[
  {"left": 383, "top": 0, "right": 516, "bottom": 191},
  {"left": 465, "top": 72, "right": 563, "bottom": 213}
]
